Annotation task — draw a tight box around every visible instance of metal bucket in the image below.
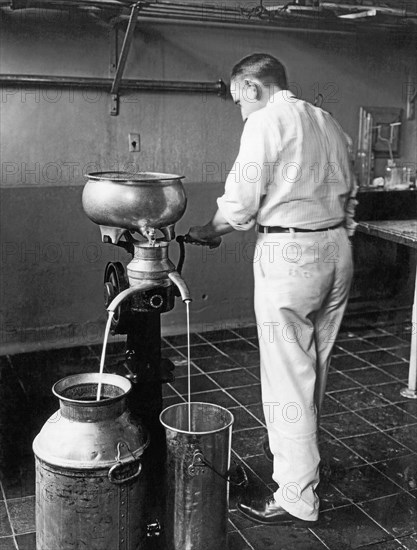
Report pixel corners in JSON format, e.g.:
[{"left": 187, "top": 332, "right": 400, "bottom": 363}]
[
  {"left": 159, "top": 402, "right": 234, "bottom": 550},
  {"left": 33, "top": 373, "right": 149, "bottom": 550}
]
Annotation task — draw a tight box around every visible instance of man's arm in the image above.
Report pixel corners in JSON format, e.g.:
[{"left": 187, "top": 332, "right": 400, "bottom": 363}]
[
  {"left": 187, "top": 111, "right": 278, "bottom": 245},
  {"left": 187, "top": 208, "right": 234, "bottom": 245}
]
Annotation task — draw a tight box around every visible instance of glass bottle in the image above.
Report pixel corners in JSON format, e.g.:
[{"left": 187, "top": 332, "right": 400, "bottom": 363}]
[{"left": 384, "top": 159, "right": 402, "bottom": 190}]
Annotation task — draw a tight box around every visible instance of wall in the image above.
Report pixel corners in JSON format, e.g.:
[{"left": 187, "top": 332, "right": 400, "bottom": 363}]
[{"left": 0, "top": 8, "right": 416, "bottom": 353}]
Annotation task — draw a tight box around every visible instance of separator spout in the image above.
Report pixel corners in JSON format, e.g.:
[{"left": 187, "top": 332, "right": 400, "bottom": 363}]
[
  {"left": 168, "top": 271, "right": 192, "bottom": 303},
  {"left": 107, "top": 281, "right": 162, "bottom": 312}
]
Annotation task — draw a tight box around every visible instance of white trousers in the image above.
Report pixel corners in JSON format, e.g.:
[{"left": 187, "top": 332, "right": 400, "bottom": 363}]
[{"left": 253, "top": 227, "right": 353, "bottom": 521}]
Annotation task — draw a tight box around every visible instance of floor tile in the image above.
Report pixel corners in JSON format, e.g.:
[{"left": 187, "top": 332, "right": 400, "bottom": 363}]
[
  {"left": 228, "top": 508, "right": 265, "bottom": 533},
  {"left": 232, "top": 427, "right": 267, "bottom": 459},
  {"left": 162, "top": 383, "right": 177, "bottom": 397},
  {"left": 359, "top": 350, "right": 402, "bottom": 366},
  {"left": 7, "top": 496, "right": 35, "bottom": 535},
  {"left": 229, "top": 407, "right": 263, "bottom": 432},
  {"left": 317, "top": 481, "right": 351, "bottom": 511},
  {"left": 2, "top": 319, "right": 417, "bottom": 550},
  {"left": 0, "top": 362, "right": 32, "bottom": 467},
  {"left": 344, "top": 367, "right": 396, "bottom": 387},
  {"left": 242, "top": 455, "right": 273, "bottom": 487},
  {"left": 371, "top": 382, "right": 414, "bottom": 403},
  {"left": 170, "top": 361, "right": 199, "bottom": 378},
  {"left": 245, "top": 403, "right": 265, "bottom": 423},
  {"left": 188, "top": 389, "right": 238, "bottom": 408},
  {"left": 378, "top": 362, "right": 410, "bottom": 381},
  {"left": 399, "top": 535, "right": 417, "bottom": 549},
  {"left": 362, "top": 539, "right": 413, "bottom": 549},
  {"left": 330, "top": 355, "right": 369, "bottom": 371},
  {"left": 330, "top": 387, "right": 388, "bottom": 410},
  {"left": 390, "top": 346, "right": 411, "bottom": 360},
  {"left": 330, "top": 464, "right": 404, "bottom": 503},
  {"left": 227, "top": 530, "right": 252, "bottom": 550},
  {"left": 163, "top": 332, "right": 204, "bottom": 346},
  {"left": 177, "top": 343, "right": 222, "bottom": 359},
  {"left": 191, "top": 355, "right": 240, "bottom": 373},
  {"left": 0, "top": 503, "right": 12, "bottom": 537},
  {"left": 246, "top": 338, "right": 258, "bottom": 348},
  {"left": 320, "top": 411, "right": 377, "bottom": 439},
  {"left": 355, "top": 404, "right": 417, "bottom": 430},
  {"left": 170, "top": 373, "right": 218, "bottom": 395},
  {"left": 215, "top": 340, "right": 257, "bottom": 356},
  {"left": 1, "top": 455, "right": 35, "bottom": 500},
  {"left": 199, "top": 329, "right": 239, "bottom": 342},
  {"left": 312, "top": 504, "right": 394, "bottom": 548},
  {"left": 227, "top": 385, "right": 262, "bottom": 407},
  {"left": 396, "top": 401, "right": 417, "bottom": 420},
  {"left": 386, "top": 425, "right": 417, "bottom": 453},
  {"left": 341, "top": 432, "right": 411, "bottom": 463},
  {"left": 244, "top": 366, "right": 261, "bottom": 380},
  {"left": 15, "top": 532, "right": 36, "bottom": 550},
  {"left": 320, "top": 395, "right": 347, "bottom": 416},
  {"left": 229, "top": 351, "right": 260, "bottom": 368},
  {"left": 365, "top": 335, "right": 408, "bottom": 349},
  {"left": 232, "top": 326, "right": 259, "bottom": 339},
  {"left": 162, "top": 394, "right": 185, "bottom": 408},
  {"left": 240, "top": 523, "right": 328, "bottom": 549},
  {"left": 326, "top": 371, "right": 360, "bottom": 392},
  {"left": 0, "top": 537, "right": 16, "bottom": 550},
  {"left": 319, "top": 437, "right": 366, "bottom": 469},
  {"left": 360, "top": 492, "right": 417, "bottom": 538},
  {"left": 336, "top": 339, "right": 378, "bottom": 353},
  {"left": 209, "top": 369, "right": 259, "bottom": 389}
]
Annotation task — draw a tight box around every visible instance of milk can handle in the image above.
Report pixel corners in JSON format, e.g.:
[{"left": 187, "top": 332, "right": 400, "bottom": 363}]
[
  {"left": 108, "top": 441, "right": 143, "bottom": 484},
  {"left": 108, "top": 460, "right": 142, "bottom": 484},
  {"left": 189, "top": 449, "right": 248, "bottom": 487},
  {"left": 203, "top": 457, "right": 248, "bottom": 488}
]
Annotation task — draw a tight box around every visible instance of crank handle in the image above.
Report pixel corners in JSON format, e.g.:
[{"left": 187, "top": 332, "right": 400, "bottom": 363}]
[{"left": 179, "top": 234, "right": 221, "bottom": 249}]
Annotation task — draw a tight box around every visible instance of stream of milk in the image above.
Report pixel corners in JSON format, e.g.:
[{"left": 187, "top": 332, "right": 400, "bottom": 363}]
[
  {"left": 186, "top": 300, "right": 191, "bottom": 432},
  {"left": 96, "top": 311, "right": 115, "bottom": 401}
]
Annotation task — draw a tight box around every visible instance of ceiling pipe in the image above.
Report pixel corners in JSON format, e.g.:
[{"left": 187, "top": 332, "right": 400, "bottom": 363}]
[
  {"left": 2, "top": 0, "right": 417, "bottom": 23},
  {"left": 0, "top": 74, "right": 227, "bottom": 95}
]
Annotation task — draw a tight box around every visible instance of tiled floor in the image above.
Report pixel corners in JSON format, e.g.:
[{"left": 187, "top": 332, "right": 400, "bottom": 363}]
[{"left": 0, "top": 314, "right": 417, "bottom": 549}]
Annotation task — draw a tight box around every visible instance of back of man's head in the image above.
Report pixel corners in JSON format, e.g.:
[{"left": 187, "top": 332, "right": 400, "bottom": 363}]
[{"left": 231, "top": 53, "right": 288, "bottom": 89}]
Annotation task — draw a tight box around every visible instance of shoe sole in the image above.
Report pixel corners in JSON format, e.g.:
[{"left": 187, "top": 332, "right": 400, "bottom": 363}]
[{"left": 238, "top": 506, "right": 319, "bottom": 527}]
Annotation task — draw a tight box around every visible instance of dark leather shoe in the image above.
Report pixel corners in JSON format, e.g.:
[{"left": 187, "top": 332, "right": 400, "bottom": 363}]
[
  {"left": 238, "top": 495, "right": 318, "bottom": 526},
  {"left": 262, "top": 434, "right": 273, "bottom": 462}
]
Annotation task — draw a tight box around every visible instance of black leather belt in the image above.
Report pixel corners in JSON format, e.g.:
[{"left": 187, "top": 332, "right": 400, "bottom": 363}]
[{"left": 257, "top": 222, "right": 344, "bottom": 234}]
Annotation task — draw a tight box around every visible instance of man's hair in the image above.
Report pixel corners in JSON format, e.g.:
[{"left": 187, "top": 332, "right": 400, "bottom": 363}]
[{"left": 231, "top": 53, "right": 288, "bottom": 89}]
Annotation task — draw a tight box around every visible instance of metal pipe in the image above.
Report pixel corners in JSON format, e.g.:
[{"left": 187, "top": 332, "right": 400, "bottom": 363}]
[
  {"left": 168, "top": 271, "right": 191, "bottom": 303},
  {"left": 2, "top": 0, "right": 415, "bottom": 30},
  {"left": 107, "top": 282, "right": 162, "bottom": 313},
  {"left": 0, "top": 74, "right": 227, "bottom": 95},
  {"left": 135, "top": 13, "right": 357, "bottom": 34},
  {"left": 110, "top": 2, "right": 141, "bottom": 95}
]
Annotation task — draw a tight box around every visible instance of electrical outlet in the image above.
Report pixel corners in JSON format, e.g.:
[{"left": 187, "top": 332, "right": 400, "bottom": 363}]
[{"left": 129, "top": 133, "right": 140, "bottom": 152}]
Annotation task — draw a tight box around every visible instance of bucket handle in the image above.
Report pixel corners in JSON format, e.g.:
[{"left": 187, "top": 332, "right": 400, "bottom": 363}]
[
  {"left": 189, "top": 449, "right": 248, "bottom": 488},
  {"left": 108, "top": 442, "right": 142, "bottom": 484}
]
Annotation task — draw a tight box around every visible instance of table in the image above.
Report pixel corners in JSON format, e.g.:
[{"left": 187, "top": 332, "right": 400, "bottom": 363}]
[{"left": 356, "top": 220, "right": 417, "bottom": 399}]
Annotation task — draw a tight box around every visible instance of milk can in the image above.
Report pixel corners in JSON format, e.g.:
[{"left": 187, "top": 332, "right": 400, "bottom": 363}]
[
  {"left": 33, "top": 373, "right": 149, "bottom": 550},
  {"left": 160, "top": 402, "right": 234, "bottom": 550}
]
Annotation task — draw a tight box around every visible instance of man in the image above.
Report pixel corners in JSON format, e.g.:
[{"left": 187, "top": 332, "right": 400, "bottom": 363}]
[{"left": 187, "top": 53, "right": 356, "bottom": 526}]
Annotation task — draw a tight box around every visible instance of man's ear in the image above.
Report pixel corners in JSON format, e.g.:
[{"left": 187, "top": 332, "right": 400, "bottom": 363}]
[{"left": 244, "top": 79, "right": 262, "bottom": 101}]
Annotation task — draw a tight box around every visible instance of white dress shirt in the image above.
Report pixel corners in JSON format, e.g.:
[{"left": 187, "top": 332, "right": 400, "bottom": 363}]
[{"left": 217, "top": 90, "right": 357, "bottom": 235}]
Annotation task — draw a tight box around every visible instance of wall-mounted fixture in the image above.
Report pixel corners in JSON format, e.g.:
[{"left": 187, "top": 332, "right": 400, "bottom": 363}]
[
  {"left": 405, "top": 81, "right": 416, "bottom": 120},
  {"left": 355, "top": 106, "right": 403, "bottom": 187},
  {"left": 359, "top": 106, "right": 402, "bottom": 158}
]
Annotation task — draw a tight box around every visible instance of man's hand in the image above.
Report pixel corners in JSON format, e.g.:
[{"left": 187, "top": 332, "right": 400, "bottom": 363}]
[{"left": 186, "top": 226, "right": 222, "bottom": 248}]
